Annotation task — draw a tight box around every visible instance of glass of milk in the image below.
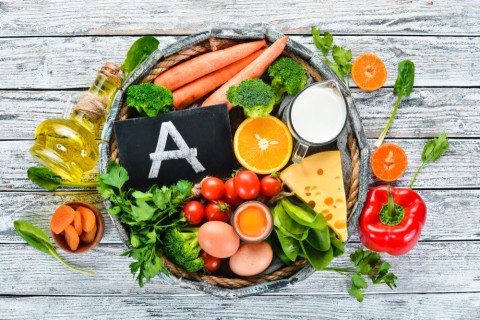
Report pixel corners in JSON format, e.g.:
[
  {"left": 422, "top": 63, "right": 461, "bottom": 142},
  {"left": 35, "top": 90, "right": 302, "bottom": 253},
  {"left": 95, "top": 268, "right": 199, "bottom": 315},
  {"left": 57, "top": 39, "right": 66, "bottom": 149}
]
[{"left": 287, "top": 80, "right": 347, "bottom": 163}]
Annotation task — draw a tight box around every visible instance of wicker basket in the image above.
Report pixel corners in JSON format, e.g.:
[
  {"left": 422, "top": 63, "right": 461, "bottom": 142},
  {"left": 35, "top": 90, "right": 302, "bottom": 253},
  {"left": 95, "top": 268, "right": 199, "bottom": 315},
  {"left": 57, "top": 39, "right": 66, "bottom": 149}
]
[{"left": 99, "top": 28, "right": 370, "bottom": 298}]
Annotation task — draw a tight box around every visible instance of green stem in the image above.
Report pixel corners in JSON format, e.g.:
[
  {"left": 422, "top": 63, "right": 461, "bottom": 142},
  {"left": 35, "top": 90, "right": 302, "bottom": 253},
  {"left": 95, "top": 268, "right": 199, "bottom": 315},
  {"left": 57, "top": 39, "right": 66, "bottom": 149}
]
[
  {"left": 409, "top": 162, "right": 426, "bottom": 189},
  {"left": 49, "top": 249, "right": 95, "bottom": 276},
  {"left": 374, "top": 93, "right": 403, "bottom": 148}
]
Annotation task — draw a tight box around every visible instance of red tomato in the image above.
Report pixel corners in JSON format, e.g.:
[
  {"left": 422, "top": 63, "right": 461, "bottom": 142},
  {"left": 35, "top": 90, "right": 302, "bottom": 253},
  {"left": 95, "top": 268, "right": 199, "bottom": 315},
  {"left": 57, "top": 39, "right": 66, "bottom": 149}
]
[
  {"left": 200, "top": 250, "right": 222, "bottom": 273},
  {"left": 183, "top": 201, "right": 205, "bottom": 225},
  {"left": 201, "top": 177, "right": 225, "bottom": 201},
  {"left": 234, "top": 170, "right": 260, "bottom": 200},
  {"left": 260, "top": 175, "right": 282, "bottom": 197},
  {"left": 205, "top": 200, "right": 231, "bottom": 222},
  {"left": 223, "top": 178, "right": 243, "bottom": 206}
]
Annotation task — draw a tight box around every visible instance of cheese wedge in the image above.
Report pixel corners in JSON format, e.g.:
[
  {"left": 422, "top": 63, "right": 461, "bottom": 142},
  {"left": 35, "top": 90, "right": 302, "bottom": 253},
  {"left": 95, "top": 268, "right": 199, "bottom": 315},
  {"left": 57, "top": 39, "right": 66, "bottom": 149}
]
[{"left": 280, "top": 151, "right": 347, "bottom": 242}]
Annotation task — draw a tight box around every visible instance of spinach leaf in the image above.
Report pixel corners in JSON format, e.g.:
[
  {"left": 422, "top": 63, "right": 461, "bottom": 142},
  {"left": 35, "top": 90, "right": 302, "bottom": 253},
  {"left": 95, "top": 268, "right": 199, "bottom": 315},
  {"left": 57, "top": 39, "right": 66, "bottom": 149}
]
[
  {"left": 121, "top": 36, "right": 160, "bottom": 77},
  {"left": 393, "top": 60, "right": 415, "bottom": 96},
  {"left": 275, "top": 228, "right": 300, "bottom": 261},
  {"left": 27, "top": 167, "right": 97, "bottom": 191},
  {"left": 300, "top": 241, "right": 333, "bottom": 270},
  {"left": 281, "top": 198, "right": 327, "bottom": 229},
  {"left": 305, "top": 227, "right": 330, "bottom": 252},
  {"left": 329, "top": 229, "right": 346, "bottom": 257},
  {"left": 14, "top": 220, "right": 94, "bottom": 275},
  {"left": 272, "top": 203, "right": 308, "bottom": 235}
]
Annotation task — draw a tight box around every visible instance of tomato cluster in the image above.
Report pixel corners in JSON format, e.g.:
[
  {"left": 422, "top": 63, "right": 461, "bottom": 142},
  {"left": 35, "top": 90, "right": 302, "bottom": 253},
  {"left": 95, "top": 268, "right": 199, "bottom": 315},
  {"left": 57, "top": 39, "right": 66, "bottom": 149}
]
[{"left": 181, "top": 170, "right": 282, "bottom": 272}]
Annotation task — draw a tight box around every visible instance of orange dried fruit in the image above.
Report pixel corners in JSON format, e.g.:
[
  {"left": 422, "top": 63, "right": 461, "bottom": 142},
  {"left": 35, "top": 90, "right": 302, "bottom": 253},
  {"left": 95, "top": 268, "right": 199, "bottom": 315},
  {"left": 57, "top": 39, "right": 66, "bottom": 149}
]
[
  {"left": 371, "top": 143, "right": 408, "bottom": 182},
  {"left": 352, "top": 53, "right": 387, "bottom": 91},
  {"left": 234, "top": 116, "right": 292, "bottom": 174}
]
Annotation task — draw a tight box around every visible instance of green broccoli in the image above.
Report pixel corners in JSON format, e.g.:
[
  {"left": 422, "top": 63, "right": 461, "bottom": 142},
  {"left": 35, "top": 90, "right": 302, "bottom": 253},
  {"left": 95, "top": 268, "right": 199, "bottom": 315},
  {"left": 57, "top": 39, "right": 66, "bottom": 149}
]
[
  {"left": 162, "top": 226, "right": 204, "bottom": 272},
  {"left": 126, "top": 83, "right": 173, "bottom": 117},
  {"left": 226, "top": 79, "right": 276, "bottom": 118},
  {"left": 268, "top": 57, "right": 307, "bottom": 103}
]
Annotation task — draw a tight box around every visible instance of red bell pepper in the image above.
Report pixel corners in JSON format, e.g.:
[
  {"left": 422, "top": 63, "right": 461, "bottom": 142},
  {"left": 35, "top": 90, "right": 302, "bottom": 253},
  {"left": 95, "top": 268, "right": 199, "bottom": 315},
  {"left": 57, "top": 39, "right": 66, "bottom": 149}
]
[{"left": 358, "top": 185, "right": 427, "bottom": 256}]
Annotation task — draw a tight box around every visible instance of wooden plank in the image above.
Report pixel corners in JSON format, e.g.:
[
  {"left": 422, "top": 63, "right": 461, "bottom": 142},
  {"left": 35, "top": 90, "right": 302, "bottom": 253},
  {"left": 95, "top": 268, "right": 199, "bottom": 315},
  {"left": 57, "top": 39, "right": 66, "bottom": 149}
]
[
  {"left": 0, "top": 1, "right": 479, "bottom": 36},
  {"left": 1, "top": 189, "right": 478, "bottom": 244},
  {"left": 3, "top": 88, "right": 480, "bottom": 140},
  {"left": 1, "top": 139, "right": 477, "bottom": 191},
  {"left": 0, "top": 35, "right": 479, "bottom": 89},
  {"left": 0, "top": 242, "right": 478, "bottom": 296}
]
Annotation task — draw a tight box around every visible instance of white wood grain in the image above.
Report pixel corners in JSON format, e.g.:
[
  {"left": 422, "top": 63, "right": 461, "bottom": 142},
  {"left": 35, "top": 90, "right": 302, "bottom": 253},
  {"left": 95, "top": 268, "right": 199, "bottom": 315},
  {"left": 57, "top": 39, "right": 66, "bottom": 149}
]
[
  {"left": 0, "top": 0, "right": 478, "bottom": 36},
  {"left": 0, "top": 35, "right": 478, "bottom": 89},
  {"left": 0, "top": 139, "right": 476, "bottom": 191},
  {"left": 2, "top": 88, "right": 480, "bottom": 140},
  {"left": 0, "top": 293, "right": 478, "bottom": 320},
  {"left": 1, "top": 189, "right": 478, "bottom": 244},
  {"left": 0, "top": 242, "right": 478, "bottom": 296}
]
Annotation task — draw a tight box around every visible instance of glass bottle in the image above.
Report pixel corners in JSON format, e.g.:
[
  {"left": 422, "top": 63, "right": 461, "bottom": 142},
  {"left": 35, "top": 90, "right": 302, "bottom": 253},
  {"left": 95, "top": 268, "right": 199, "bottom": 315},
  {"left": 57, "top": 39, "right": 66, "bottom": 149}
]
[{"left": 30, "top": 62, "right": 124, "bottom": 182}]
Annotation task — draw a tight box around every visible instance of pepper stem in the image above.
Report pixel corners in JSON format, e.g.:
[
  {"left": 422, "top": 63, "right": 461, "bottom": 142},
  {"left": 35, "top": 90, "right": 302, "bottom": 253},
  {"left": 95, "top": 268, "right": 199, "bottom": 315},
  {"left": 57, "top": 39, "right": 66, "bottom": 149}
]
[{"left": 379, "top": 186, "right": 405, "bottom": 226}]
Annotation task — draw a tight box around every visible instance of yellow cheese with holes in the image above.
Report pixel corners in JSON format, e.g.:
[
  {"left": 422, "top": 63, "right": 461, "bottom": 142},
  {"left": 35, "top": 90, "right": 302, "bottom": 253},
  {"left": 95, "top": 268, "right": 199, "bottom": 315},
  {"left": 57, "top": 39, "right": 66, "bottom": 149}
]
[{"left": 280, "top": 151, "right": 347, "bottom": 242}]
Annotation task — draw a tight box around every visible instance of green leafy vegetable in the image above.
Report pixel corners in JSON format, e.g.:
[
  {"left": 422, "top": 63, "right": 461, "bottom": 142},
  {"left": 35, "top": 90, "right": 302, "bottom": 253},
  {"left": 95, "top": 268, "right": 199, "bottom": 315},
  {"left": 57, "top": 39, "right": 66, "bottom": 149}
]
[
  {"left": 98, "top": 161, "right": 193, "bottom": 287},
  {"left": 410, "top": 132, "right": 449, "bottom": 188},
  {"left": 226, "top": 78, "right": 276, "bottom": 118},
  {"left": 14, "top": 220, "right": 94, "bottom": 275},
  {"left": 126, "top": 83, "right": 173, "bottom": 117},
  {"left": 375, "top": 60, "right": 415, "bottom": 147},
  {"left": 324, "top": 248, "right": 398, "bottom": 302},
  {"left": 121, "top": 36, "right": 160, "bottom": 77},
  {"left": 312, "top": 26, "right": 352, "bottom": 87},
  {"left": 27, "top": 167, "right": 98, "bottom": 191}
]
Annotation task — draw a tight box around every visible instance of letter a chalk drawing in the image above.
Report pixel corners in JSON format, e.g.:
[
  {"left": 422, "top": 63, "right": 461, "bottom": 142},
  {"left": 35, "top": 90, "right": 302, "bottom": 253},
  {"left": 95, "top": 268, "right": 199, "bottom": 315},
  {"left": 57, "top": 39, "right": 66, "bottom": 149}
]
[{"left": 149, "top": 121, "right": 205, "bottom": 178}]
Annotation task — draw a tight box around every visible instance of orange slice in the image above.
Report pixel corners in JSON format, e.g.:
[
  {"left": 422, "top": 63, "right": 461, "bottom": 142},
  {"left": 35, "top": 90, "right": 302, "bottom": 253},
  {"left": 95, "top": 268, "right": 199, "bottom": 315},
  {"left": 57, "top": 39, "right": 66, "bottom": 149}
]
[
  {"left": 371, "top": 143, "right": 408, "bottom": 182},
  {"left": 352, "top": 53, "right": 387, "bottom": 91},
  {"left": 234, "top": 116, "right": 293, "bottom": 174}
]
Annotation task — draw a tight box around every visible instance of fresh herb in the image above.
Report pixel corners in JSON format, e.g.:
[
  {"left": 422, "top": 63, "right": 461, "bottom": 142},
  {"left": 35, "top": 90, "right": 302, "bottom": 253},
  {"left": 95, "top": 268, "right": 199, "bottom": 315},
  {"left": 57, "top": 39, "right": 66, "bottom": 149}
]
[
  {"left": 410, "top": 132, "right": 449, "bottom": 188},
  {"left": 14, "top": 220, "right": 95, "bottom": 275},
  {"left": 121, "top": 36, "right": 160, "bottom": 77},
  {"left": 312, "top": 27, "right": 352, "bottom": 87},
  {"left": 126, "top": 83, "right": 173, "bottom": 117},
  {"left": 27, "top": 167, "right": 97, "bottom": 191},
  {"left": 374, "top": 60, "right": 415, "bottom": 147},
  {"left": 324, "top": 248, "right": 397, "bottom": 302},
  {"left": 98, "top": 161, "right": 193, "bottom": 287}
]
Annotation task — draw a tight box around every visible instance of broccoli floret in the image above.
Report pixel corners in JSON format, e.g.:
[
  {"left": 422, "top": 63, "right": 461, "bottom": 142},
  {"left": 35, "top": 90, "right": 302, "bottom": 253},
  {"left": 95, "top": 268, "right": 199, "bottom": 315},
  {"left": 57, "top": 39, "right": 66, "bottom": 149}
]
[
  {"left": 268, "top": 57, "right": 307, "bottom": 103},
  {"left": 126, "top": 83, "right": 173, "bottom": 117},
  {"left": 162, "top": 226, "right": 204, "bottom": 272},
  {"left": 226, "top": 79, "right": 276, "bottom": 118}
]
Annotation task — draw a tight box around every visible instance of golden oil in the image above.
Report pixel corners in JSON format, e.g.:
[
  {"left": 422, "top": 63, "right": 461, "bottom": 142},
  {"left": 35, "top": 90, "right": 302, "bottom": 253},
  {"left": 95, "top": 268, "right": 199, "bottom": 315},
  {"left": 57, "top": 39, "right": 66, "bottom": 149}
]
[{"left": 30, "top": 62, "right": 124, "bottom": 182}]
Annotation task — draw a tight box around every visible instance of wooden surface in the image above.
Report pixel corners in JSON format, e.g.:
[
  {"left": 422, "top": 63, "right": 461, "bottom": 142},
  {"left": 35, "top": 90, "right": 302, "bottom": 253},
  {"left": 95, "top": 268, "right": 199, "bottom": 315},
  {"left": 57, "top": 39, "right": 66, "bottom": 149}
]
[{"left": 0, "top": 1, "right": 479, "bottom": 319}]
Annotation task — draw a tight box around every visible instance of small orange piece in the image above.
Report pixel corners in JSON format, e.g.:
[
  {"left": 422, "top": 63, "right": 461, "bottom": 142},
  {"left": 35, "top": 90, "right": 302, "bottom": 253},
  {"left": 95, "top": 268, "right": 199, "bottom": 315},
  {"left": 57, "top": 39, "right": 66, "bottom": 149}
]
[
  {"left": 73, "top": 211, "right": 83, "bottom": 236},
  {"left": 51, "top": 205, "right": 75, "bottom": 234},
  {"left": 77, "top": 206, "right": 96, "bottom": 232},
  {"left": 64, "top": 225, "right": 80, "bottom": 251},
  {"left": 233, "top": 116, "right": 292, "bottom": 174},
  {"left": 80, "top": 223, "right": 97, "bottom": 244},
  {"left": 371, "top": 143, "right": 408, "bottom": 182},
  {"left": 352, "top": 53, "right": 387, "bottom": 91}
]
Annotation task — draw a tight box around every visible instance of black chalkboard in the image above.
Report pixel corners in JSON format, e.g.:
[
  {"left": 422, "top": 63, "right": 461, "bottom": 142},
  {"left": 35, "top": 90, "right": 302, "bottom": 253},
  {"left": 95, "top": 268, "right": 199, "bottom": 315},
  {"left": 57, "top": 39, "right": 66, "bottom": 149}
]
[{"left": 114, "top": 104, "right": 236, "bottom": 191}]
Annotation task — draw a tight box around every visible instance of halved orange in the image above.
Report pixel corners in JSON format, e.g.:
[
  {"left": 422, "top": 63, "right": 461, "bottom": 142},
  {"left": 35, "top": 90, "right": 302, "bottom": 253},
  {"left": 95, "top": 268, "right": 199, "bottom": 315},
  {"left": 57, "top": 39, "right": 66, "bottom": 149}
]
[
  {"left": 352, "top": 53, "right": 387, "bottom": 91},
  {"left": 371, "top": 143, "right": 408, "bottom": 182},
  {"left": 234, "top": 116, "right": 293, "bottom": 174}
]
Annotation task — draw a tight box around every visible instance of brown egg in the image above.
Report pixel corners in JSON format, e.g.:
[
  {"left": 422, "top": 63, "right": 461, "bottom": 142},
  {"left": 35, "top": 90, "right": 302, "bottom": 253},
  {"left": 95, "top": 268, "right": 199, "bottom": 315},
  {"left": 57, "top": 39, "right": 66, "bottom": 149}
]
[
  {"left": 198, "top": 221, "right": 240, "bottom": 258},
  {"left": 229, "top": 241, "right": 273, "bottom": 277}
]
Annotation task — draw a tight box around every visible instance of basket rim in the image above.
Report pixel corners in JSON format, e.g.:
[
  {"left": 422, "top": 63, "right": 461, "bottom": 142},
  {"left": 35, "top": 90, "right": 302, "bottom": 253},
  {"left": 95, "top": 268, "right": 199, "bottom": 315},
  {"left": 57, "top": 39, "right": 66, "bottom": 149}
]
[{"left": 99, "top": 27, "right": 370, "bottom": 298}]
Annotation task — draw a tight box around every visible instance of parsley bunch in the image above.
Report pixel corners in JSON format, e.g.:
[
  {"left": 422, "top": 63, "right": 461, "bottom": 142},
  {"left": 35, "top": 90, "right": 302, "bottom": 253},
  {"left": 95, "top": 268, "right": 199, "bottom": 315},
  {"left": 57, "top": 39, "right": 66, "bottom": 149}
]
[
  {"left": 324, "top": 248, "right": 398, "bottom": 302},
  {"left": 98, "top": 161, "right": 193, "bottom": 287},
  {"left": 312, "top": 27, "right": 353, "bottom": 87}
]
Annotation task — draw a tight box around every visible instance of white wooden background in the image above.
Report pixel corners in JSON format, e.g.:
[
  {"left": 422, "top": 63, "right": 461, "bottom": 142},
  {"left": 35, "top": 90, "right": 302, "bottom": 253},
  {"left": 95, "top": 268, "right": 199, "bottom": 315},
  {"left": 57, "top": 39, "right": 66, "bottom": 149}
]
[{"left": 0, "top": 1, "right": 479, "bottom": 319}]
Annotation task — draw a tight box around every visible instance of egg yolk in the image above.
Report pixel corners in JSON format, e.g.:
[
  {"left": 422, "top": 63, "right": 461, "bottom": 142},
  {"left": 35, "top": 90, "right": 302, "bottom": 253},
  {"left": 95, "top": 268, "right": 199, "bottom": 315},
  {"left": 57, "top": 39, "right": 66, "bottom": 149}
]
[{"left": 237, "top": 206, "right": 267, "bottom": 237}]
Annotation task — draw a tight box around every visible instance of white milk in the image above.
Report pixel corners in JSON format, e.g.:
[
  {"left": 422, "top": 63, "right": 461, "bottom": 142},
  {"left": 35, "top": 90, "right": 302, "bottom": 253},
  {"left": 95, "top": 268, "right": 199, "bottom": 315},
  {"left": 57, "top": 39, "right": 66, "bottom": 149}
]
[{"left": 290, "top": 85, "right": 347, "bottom": 144}]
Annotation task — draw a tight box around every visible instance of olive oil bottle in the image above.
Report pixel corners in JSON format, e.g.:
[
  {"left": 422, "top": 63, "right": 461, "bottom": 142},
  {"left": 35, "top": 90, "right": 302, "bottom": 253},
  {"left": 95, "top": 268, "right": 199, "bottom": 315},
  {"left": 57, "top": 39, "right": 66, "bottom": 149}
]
[{"left": 30, "top": 62, "right": 124, "bottom": 182}]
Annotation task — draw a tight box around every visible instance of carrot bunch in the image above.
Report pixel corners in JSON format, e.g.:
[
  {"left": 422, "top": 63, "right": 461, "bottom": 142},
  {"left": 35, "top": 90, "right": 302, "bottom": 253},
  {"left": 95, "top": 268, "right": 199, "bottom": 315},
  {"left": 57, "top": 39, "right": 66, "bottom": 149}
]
[{"left": 51, "top": 205, "right": 97, "bottom": 251}]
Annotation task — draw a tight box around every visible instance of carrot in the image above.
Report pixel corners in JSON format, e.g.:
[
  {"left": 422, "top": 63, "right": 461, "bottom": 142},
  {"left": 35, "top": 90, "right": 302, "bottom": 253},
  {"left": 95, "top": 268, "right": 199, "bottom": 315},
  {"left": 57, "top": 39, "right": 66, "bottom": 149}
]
[
  {"left": 172, "top": 49, "right": 266, "bottom": 109},
  {"left": 64, "top": 225, "right": 80, "bottom": 251},
  {"left": 51, "top": 205, "right": 75, "bottom": 235},
  {"left": 77, "top": 206, "right": 96, "bottom": 232},
  {"left": 73, "top": 210, "right": 83, "bottom": 236},
  {"left": 80, "top": 224, "right": 97, "bottom": 244},
  {"left": 371, "top": 143, "right": 408, "bottom": 182},
  {"left": 201, "top": 36, "right": 289, "bottom": 110},
  {"left": 154, "top": 40, "right": 266, "bottom": 91}
]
